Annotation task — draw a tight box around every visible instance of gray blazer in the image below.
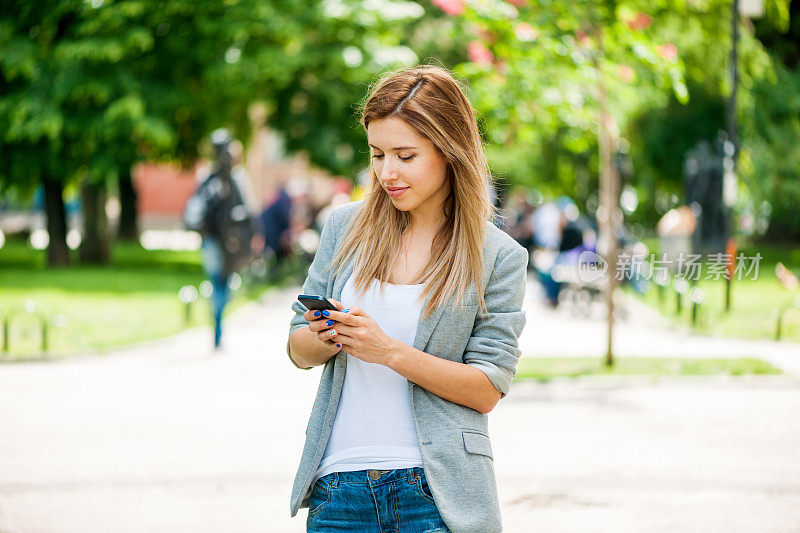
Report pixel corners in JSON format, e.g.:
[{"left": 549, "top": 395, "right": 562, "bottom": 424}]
[{"left": 287, "top": 201, "right": 528, "bottom": 532}]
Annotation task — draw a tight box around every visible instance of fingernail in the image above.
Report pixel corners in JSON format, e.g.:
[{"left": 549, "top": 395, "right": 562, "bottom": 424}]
[
  {"left": 326, "top": 320, "right": 334, "bottom": 327},
  {"left": 344, "top": 308, "right": 350, "bottom": 313},
  {"left": 329, "top": 330, "right": 336, "bottom": 336},
  {"left": 313, "top": 311, "right": 321, "bottom": 318},
  {"left": 322, "top": 310, "right": 330, "bottom": 317},
  {"left": 336, "top": 343, "right": 341, "bottom": 348}
]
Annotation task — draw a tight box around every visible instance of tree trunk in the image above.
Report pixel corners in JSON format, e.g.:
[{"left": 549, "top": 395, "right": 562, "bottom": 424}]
[
  {"left": 117, "top": 167, "right": 139, "bottom": 241},
  {"left": 79, "top": 180, "right": 111, "bottom": 264},
  {"left": 42, "top": 175, "right": 70, "bottom": 267},
  {"left": 594, "top": 25, "right": 621, "bottom": 367}
]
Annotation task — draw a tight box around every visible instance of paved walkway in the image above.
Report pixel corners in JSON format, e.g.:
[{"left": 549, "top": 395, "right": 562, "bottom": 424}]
[{"left": 0, "top": 282, "right": 799, "bottom": 532}]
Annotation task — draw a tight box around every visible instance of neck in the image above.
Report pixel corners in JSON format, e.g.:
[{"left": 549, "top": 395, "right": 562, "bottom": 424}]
[{"left": 408, "top": 206, "right": 445, "bottom": 238}]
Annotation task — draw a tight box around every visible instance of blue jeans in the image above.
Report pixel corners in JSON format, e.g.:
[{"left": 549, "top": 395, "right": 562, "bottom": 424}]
[
  {"left": 306, "top": 467, "right": 450, "bottom": 533},
  {"left": 200, "top": 237, "right": 229, "bottom": 348}
]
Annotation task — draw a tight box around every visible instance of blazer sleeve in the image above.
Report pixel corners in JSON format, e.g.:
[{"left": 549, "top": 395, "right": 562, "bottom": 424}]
[
  {"left": 463, "top": 246, "right": 528, "bottom": 397},
  {"left": 286, "top": 207, "right": 341, "bottom": 369}
]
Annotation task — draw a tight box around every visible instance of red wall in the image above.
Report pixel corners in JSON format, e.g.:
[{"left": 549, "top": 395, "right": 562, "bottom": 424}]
[{"left": 132, "top": 163, "right": 199, "bottom": 215}]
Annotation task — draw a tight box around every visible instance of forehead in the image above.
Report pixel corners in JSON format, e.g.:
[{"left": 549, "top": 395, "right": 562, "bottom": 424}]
[{"left": 367, "top": 117, "right": 429, "bottom": 148}]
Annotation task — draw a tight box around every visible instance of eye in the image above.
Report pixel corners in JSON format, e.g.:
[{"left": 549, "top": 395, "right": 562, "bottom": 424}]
[
  {"left": 399, "top": 155, "right": 415, "bottom": 162},
  {"left": 371, "top": 154, "right": 384, "bottom": 160}
]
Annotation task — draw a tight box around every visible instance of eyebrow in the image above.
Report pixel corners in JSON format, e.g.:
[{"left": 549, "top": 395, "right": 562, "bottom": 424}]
[{"left": 368, "top": 144, "right": 418, "bottom": 151}]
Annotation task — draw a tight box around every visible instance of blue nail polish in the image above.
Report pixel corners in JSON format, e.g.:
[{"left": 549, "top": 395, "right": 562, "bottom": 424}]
[
  {"left": 313, "top": 311, "right": 321, "bottom": 318},
  {"left": 322, "top": 310, "right": 330, "bottom": 317},
  {"left": 336, "top": 343, "right": 341, "bottom": 348},
  {"left": 326, "top": 320, "right": 334, "bottom": 327},
  {"left": 329, "top": 330, "right": 336, "bottom": 336},
  {"left": 344, "top": 308, "right": 350, "bottom": 313}
]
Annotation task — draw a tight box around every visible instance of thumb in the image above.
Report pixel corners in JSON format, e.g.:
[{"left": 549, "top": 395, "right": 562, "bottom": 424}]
[{"left": 327, "top": 298, "right": 344, "bottom": 311}]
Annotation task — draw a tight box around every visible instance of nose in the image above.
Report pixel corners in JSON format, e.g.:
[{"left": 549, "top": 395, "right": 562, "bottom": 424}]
[{"left": 378, "top": 158, "right": 398, "bottom": 184}]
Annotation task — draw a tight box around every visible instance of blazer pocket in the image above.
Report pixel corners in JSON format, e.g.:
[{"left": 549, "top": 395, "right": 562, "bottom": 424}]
[{"left": 462, "top": 430, "right": 493, "bottom": 460}]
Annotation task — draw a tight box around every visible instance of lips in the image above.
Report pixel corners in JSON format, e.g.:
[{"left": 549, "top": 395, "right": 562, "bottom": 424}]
[{"left": 386, "top": 187, "right": 409, "bottom": 198}]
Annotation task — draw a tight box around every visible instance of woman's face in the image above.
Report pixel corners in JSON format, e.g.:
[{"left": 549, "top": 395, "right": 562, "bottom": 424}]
[{"left": 367, "top": 117, "right": 450, "bottom": 220}]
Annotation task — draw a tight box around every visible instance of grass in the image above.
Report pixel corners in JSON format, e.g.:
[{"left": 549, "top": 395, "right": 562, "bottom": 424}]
[
  {"left": 628, "top": 242, "right": 800, "bottom": 342},
  {"left": 514, "top": 356, "right": 785, "bottom": 382},
  {"left": 0, "top": 239, "right": 272, "bottom": 360}
]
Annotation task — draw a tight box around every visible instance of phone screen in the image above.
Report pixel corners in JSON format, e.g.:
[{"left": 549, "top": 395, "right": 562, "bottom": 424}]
[{"left": 297, "top": 295, "right": 338, "bottom": 312}]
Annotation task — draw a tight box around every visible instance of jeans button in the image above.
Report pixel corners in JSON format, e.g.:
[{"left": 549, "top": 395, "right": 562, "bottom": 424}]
[{"left": 368, "top": 470, "right": 381, "bottom": 480}]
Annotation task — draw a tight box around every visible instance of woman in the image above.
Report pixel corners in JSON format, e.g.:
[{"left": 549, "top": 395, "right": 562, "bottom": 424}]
[{"left": 287, "top": 65, "right": 528, "bottom": 532}]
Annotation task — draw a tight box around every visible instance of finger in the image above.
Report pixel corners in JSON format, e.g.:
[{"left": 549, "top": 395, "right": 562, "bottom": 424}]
[
  {"left": 337, "top": 338, "right": 355, "bottom": 354},
  {"left": 308, "top": 302, "right": 343, "bottom": 322},
  {"left": 304, "top": 309, "right": 326, "bottom": 322},
  {"left": 324, "top": 328, "right": 357, "bottom": 346},
  {"left": 327, "top": 299, "right": 345, "bottom": 311},
  {"left": 318, "top": 327, "right": 339, "bottom": 343},
  {"left": 308, "top": 318, "right": 335, "bottom": 333},
  {"left": 329, "top": 324, "right": 356, "bottom": 337},
  {"left": 325, "top": 308, "right": 356, "bottom": 326},
  {"left": 346, "top": 305, "right": 367, "bottom": 317}
]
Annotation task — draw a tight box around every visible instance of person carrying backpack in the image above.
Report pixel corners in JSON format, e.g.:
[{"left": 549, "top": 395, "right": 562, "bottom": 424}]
[{"left": 184, "top": 129, "right": 256, "bottom": 349}]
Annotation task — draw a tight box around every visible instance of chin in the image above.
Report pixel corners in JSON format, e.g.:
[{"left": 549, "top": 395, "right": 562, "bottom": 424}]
[{"left": 388, "top": 195, "right": 414, "bottom": 211}]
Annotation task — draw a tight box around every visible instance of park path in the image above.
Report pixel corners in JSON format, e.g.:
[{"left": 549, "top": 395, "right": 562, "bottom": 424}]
[{"left": 0, "top": 279, "right": 799, "bottom": 532}]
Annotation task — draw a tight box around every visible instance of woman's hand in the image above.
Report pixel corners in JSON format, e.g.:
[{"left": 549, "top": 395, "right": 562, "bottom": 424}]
[
  {"left": 324, "top": 306, "right": 398, "bottom": 365},
  {"left": 303, "top": 299, "right": 347, "bottom": 354}
]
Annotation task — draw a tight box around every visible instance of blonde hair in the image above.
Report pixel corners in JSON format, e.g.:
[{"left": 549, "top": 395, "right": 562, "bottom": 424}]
[{"left": 332, "top": 65, "right": 493, "bottom": 317}]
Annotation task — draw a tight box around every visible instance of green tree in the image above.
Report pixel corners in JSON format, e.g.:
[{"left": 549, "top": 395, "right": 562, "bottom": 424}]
[
  {"left": 431, "top": 0, "right": 695, "bottom": 364},
  {"left": 423, "top": 0, "right": 789, "bottom": 361},
  {"left": 0, "top": 1, "right": 173, "bottom": 264},
  {"left": 742, "top": 66, "right": 800, "bottom": 241},
  {"left": 1, "top": 0, "right": 449, "bottom": 263}
]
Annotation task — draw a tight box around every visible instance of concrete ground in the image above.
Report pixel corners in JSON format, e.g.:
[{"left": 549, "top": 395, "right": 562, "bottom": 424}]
[{"left": 1, "top": 280, "right": 799, "bottom": 532}]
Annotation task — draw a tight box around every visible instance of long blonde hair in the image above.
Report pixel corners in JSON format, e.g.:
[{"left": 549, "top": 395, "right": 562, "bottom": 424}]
[{"left": 332, "top": 65, "right": 494, "bottom": 317}]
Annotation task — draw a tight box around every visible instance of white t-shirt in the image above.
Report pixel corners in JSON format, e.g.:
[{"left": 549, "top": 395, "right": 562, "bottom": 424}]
[{"left": 312, "top": 275, "right": 424, "bottom": 482}]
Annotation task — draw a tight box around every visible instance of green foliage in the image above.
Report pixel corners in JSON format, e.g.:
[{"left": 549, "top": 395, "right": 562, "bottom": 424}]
[
  {"left": 440, "top": 0, "right": 694, "bottom": 203},
  {"left": 0, "top": 0, "right": 459, "bottom": 190},
  {"left": 263, "top": 1, "right": 469, "bottom": 177},
  {"left": 622, "top": 2, "right": 799, "bottom": 237},
  {"left": 419, "top": 0, "right": 795, "bottom": 239},
  {"left": 626, "top": 82, "right": 726, "bottom": 227},
  {"left": 2, "top": 0, "right": 797, "bottom": 240},
  {"left": 742, "top": 66, "right": 800, "bottom": 241},
  {"left": 0, "top": 1, "right": 173, "bottom": 192}
]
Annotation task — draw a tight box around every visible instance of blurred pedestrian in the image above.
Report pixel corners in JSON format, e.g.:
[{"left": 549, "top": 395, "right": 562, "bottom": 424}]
[
  {"left": 287, "top": 66, "right": 528, "bottom": 532},
  {"left": 504, "top": 189, "right": 536, "bottom": 252},
  {"left": 532, "top": 199, "right": 563, "bottom": 250},
  {"left": 258, "top": 184, "right": 292, "bottom": 277},
  {"left": 534, "top": 197, "right": 590, "bottom": 307},
  {"left": 183, "top": 129, "right": 255, "bottom": 349}
]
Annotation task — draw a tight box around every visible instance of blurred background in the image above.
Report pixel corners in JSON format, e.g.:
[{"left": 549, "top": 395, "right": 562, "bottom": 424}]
[{"left": 1, "top": 1, "right": 799, "bottom": 532}]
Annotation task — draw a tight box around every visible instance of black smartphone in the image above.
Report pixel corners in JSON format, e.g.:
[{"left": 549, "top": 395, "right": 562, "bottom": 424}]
[{"left": 297, "top": 294, "right": 338, "bottom": 313}]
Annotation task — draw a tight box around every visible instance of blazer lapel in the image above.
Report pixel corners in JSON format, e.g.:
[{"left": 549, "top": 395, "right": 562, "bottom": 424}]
[{"left": 412, "top": 294, "right": 447, "bottom": 352}]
